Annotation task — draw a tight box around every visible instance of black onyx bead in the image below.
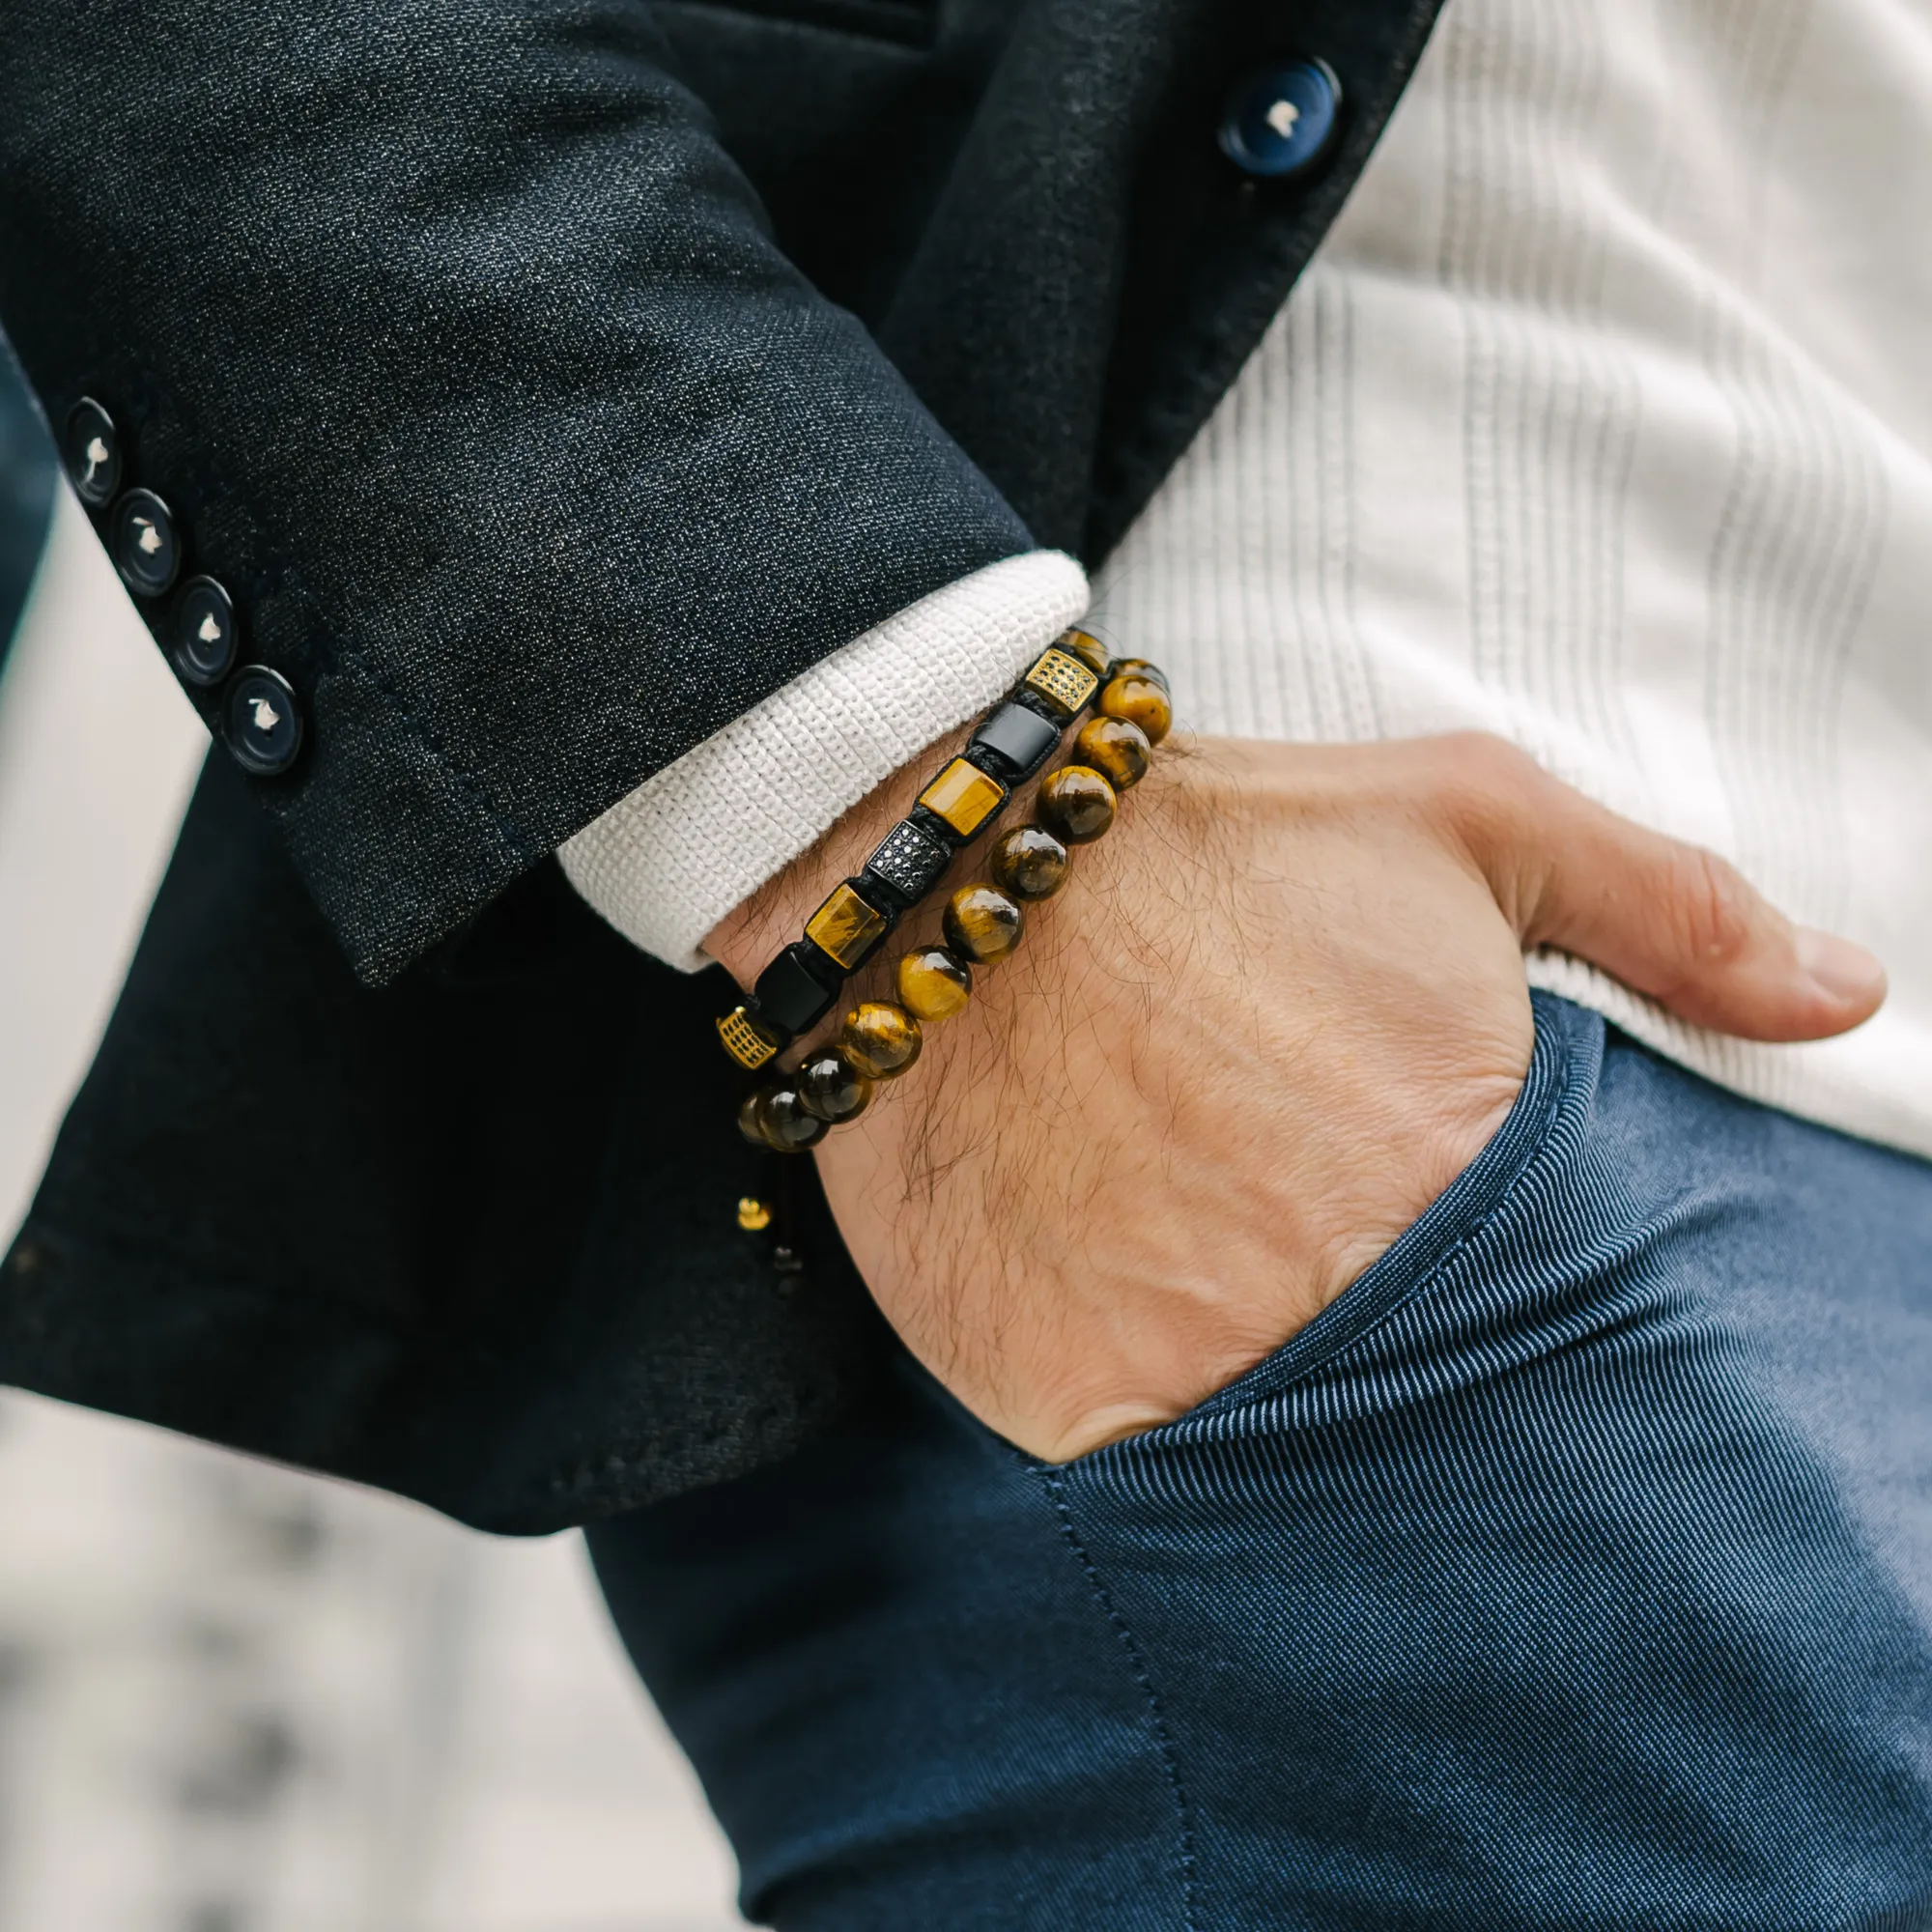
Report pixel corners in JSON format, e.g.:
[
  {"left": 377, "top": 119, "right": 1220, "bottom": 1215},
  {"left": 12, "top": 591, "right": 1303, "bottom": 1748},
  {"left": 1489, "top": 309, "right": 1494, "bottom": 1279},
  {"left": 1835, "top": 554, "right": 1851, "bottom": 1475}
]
[
  {"left": 222, "top": 666, "right": 304, "bottom": 777},
  {"left": 989, "top": 825, "right": 1069, "bottom": 900},
  {"left": 737, "top": 1091, "right": 770, "bottom": 1148},
  {"left": 758, "top": 1087, "right": 830, "bottom": 1153},
  {"left": 969, "top": 700, "right": 1063, "bottom": 782},
  {"left": 753, "top": 943, "right": 841, "bottom": 1037},
  {"left": 864, "top": 818, "right": 952, "bottom": 907},
  {"left": 797, "top": 1045, "right": 874, "bottom": 1124},
  {"left": 110, "top": 487, "right": 182, "bottom": 596},
  {"left": 171, "top": 577, "right": 239, "bottom": 688},
  {"left": 944, "top": 884, "right": 1024, "bottom": 965},
  {"left": 62, "top": 397, "right": 121, "bottom": 508},
  {"left": 1038, "top": 765, "right": 1118, "bottom": 843}
]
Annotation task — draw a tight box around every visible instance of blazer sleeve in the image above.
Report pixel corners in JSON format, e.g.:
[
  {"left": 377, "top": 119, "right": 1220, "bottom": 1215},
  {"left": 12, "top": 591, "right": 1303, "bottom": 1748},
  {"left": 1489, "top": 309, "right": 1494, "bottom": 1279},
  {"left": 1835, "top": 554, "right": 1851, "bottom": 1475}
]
[{"left": 0, "top": 0, "right": 1038, "bottom": 983}]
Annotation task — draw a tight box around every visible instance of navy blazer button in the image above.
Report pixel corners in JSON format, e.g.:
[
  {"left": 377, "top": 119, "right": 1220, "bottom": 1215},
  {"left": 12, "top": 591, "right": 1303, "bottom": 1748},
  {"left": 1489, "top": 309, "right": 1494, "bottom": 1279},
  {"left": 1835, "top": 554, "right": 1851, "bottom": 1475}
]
[
  {"left": 63, "top": 397, "right": 123, "bottom": 508},
  {"left": 171, "top": 577, "right": 239, "bottom": 688},
  {"left": 1219, "top": 59, "right": 1343, "bottom": 180},
  {"left": 109, "top": 487, "right": 182, "bottom": 596},
  {"left": 223, "top": 666, "right": 303, "bottom": 777}
]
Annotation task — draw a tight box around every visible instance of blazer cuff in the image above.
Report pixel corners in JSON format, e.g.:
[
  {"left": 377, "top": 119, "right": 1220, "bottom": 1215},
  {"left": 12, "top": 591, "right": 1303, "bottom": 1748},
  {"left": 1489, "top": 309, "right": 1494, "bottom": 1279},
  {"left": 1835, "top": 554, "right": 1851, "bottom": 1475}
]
[{"left": 558, "top": 550, "right": 1089, "bottom": 971}]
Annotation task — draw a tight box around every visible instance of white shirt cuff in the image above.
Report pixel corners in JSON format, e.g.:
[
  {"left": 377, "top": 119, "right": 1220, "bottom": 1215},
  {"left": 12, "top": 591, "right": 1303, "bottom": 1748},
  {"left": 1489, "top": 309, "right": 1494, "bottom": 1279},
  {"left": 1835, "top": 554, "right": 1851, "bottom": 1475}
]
[{"left": 557, "top": 550, "right": 1091, "bottom": 970}]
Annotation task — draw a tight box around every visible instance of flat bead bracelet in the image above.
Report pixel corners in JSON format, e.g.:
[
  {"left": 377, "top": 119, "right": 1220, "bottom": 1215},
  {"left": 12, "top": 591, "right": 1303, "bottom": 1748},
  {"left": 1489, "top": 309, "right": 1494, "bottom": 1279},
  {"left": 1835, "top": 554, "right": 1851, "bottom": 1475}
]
[
  {"left": 736, "top": 653, "right": 1173, "bottom": 1153},
  {"left": 716, "top": 628, "right": 1121, "bottom": 1073}
]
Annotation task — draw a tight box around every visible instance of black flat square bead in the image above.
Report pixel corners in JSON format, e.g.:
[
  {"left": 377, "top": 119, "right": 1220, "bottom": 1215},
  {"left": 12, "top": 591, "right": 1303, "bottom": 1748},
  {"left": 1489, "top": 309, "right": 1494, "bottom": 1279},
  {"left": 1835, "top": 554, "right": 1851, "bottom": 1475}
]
[
  {"left": 863, "top": 818, "right": 952, "bottom": 905},
  {"left": 969, "top": 700, "right": 1063, "bottom": 782},
  {"left": 754, "top": 942, "right": 842, "bottom": 1036}
]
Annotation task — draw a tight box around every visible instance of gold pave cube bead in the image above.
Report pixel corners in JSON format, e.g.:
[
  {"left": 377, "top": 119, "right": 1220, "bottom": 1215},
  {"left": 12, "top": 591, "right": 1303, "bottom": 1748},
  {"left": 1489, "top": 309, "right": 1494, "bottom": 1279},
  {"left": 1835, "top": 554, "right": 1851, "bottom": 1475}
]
[
  {"left": 917, "top": 757, "right": 1008, "bottom": 840},
  {"left": 804, "top": 881, "right": 891, "bottom": 972},
  {"left": 1023, "top": 646, "right": 1101, "bottom": 720},
  {"left": 717, "top": 1005, "right": 781, "bottom": 1071}
]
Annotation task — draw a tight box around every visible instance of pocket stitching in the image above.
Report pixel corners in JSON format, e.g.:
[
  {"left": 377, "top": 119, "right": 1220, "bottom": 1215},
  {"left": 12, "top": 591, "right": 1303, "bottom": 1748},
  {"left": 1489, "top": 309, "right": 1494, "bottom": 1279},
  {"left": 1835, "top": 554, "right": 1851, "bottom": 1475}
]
[{"left": 1039, "top": 1465, "right": 1201, "bottom": 1930}]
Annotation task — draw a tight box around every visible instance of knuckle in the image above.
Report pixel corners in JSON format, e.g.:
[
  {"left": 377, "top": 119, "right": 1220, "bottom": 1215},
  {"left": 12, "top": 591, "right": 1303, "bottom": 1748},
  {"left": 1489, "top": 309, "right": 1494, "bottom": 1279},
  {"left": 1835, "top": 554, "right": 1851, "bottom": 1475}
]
[
  {"left": 1423, "top": 732, "right": 1544, "bottom": 842},
  {"left": 1673, "top": 848, "right": 1757, "bottom": 969}
]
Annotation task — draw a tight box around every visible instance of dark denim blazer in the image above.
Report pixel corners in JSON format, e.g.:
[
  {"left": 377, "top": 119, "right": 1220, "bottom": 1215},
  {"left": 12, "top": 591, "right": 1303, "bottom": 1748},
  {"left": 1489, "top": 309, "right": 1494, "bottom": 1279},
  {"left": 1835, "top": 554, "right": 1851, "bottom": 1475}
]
[{"left": 0, "top": 0, "right": 1441, "bottom": 1529}]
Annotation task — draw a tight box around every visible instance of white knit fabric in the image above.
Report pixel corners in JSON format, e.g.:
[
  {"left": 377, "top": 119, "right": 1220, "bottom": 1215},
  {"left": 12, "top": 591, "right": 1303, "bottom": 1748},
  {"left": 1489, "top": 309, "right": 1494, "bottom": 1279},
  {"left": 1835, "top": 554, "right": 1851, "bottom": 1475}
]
[
  {"left": 1088, "top": 0, "right": 1932, "bottom": 1158},
  {"left": 560, "top": 550, "right": 1088, "bottom": 969}
]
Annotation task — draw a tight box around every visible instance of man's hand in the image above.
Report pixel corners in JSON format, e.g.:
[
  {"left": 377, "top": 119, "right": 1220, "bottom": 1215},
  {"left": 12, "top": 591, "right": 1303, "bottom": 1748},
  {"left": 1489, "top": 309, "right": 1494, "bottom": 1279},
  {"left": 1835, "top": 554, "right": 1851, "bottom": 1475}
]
[{"left": 710, "top": 734, "right": 1885, "bottom": 1462}]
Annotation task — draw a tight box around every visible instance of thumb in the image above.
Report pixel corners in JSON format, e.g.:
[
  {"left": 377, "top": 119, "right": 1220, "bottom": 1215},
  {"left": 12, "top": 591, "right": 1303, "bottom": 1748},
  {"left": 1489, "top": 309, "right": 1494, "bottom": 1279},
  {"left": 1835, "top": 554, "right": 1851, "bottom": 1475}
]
[{"left": 1437, "top": 738, "right": 1886, "bottom": 1043}]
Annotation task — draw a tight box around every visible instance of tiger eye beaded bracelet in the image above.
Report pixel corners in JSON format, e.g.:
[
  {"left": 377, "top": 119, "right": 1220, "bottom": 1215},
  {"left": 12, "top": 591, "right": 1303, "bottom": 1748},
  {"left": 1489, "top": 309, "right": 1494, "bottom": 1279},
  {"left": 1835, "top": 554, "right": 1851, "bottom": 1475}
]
[
  {"left": 736, "top": 651, "right": 1173, "bottom": 1153},
  {"left": 716, "top": 628, "right": 1122, "bottom": 1074}
]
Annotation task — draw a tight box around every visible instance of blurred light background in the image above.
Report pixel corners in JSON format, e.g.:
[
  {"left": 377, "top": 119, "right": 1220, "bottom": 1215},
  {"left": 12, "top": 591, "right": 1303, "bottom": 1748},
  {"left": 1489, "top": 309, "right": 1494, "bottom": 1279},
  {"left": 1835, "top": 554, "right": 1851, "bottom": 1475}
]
[{"left": 0, "top": 351, "right": 744, "bottom": 1931}]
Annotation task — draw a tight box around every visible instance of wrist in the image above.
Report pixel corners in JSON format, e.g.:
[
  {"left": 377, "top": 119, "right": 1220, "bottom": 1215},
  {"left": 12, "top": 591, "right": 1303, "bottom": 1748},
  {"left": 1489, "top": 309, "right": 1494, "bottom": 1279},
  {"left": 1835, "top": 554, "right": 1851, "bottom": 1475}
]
[{"left": 703, "top": 723, "right": 976, "bottom": 990}]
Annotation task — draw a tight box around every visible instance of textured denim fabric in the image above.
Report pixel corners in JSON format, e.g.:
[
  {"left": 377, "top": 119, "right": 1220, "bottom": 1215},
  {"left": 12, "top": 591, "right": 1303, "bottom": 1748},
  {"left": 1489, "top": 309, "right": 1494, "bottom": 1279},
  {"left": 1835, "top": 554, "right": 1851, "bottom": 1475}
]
[{"left": 590, "top": 995, "right": 1932, "bottom": 1929}]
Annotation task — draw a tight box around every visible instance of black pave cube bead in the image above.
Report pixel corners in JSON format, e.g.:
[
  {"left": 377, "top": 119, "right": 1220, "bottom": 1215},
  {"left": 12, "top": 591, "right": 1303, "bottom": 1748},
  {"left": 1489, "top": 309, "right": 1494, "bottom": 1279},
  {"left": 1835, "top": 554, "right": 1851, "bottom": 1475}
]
[
  {"left": 969, "top": 700, "right": 1063, "bottom": 782},
  {"left": 753, "top": 942, "right": 843, "bottom": 1037},
  {"left": 862, "top": 818, "right": 953, "bottom": 908}
]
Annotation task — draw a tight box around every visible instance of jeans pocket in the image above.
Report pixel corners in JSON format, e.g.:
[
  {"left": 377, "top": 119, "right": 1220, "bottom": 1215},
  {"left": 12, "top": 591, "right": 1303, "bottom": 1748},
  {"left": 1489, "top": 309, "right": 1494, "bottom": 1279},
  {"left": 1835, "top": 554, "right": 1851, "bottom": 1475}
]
[{"left": 1053, "top": 990, "right": 1598, "bottom": 1468}]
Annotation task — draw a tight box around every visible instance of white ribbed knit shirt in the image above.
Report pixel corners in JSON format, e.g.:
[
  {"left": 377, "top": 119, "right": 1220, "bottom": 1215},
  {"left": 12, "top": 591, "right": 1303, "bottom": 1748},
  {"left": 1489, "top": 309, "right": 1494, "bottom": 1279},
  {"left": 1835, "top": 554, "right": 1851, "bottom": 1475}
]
[{"left": 570, "top": 0, "right": 1932, "bottom": 1158}]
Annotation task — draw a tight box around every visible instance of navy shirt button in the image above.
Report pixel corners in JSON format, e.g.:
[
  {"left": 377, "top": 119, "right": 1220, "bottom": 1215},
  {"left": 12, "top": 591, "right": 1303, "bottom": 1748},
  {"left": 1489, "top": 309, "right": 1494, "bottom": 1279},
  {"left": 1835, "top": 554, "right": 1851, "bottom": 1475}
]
[
  {"left": 62, "top": 397, "right": 122, "bottom": 508},
  {"left": 1219, "top": 58, "right": 1343, "bottom": 180},
  {"left": 223, "top": 666, "right": 303, "bottom": 777},
  {"left": 109, "top": 487, "right": 182, "bottom": 597},
  {"left": 171, "top": 576, "right": 239, "bottom": 688}
]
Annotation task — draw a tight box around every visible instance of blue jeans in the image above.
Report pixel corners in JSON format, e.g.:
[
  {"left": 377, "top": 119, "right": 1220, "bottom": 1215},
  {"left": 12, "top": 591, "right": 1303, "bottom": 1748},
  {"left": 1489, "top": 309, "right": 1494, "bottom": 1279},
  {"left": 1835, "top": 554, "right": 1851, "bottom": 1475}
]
[{"left": 588, "top": 995, "right": 1932, "bottom": 1929}]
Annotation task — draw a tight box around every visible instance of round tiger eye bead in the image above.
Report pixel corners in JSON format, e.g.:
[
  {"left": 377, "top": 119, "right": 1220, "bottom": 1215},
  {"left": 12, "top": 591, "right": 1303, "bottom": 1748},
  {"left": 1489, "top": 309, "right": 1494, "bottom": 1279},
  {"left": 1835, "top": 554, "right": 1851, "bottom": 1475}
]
[
  {"left": 1098, "top": 674, "right": 1172, "bottom": 746},
  {"left": 896, "top": 946, "right": 974, "bottom": 1022},
  {"left": 797, "top": 1044, "right": 873, "bottom": 1123},
  {"left": 737, "top": 1090, "right": 770, "bottom": 1148},
  {"left": 841, "top": 1002, "right": 923, "bottom": 1080},
  {"left": 1107, "top": 656, "right": 1170, "bottom": 693},
  {"left": 1074, "top": 716, "right": 1151, "bottom": 790},
  {"left": 989, "top": 825, "right": 1069, "bottom": 901},
  {"left": 1037, "top": 764, "right": 1118, "bottom": 843},
  {"left": 758, "top": 1085, "right": 830, "bottom": 1152},
  {"left": 944, "top": 883, "right": 1025, "bottom": 965},
  {"left": 1059, "top": 628, "right": 1114, "bottom": 677}
]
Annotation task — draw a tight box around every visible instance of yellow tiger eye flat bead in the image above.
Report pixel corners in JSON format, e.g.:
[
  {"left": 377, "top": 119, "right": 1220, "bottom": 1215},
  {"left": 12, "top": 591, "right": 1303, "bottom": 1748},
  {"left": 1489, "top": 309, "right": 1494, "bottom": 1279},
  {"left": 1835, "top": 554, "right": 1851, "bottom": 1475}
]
[
  {"left": 797, "top": 1044, "right": 874, "bottom": 1123},
  {"left": 896, "top": 946, "right": 974, "bottom": 1022},
  {"left": 1037, "top": 764, "right": 1118, "bottom": 843},
  {"left": 804, "top": 880, "right": 890, "bottom": 972},
  {"left": 1074, "top": 716, "right": 1151, "bottom": 790},
  {"left": 1058, "top": 628, "right": 1114, "bottom": 677},
  {"left": 944, "top": 883, "right": 1025, "bottom": 965},
  {"left": 918, "top": 757, "right": 1009, "bottom": 839},
  {"left": 841, "top": 1001, "right": 923, "bottom": 1080},
  {"left": 989, "top": 825, "right": 1069, "bottom": 900},
  {"left": 1098, "top": 674, "right": 1172, "bottom": 745}
]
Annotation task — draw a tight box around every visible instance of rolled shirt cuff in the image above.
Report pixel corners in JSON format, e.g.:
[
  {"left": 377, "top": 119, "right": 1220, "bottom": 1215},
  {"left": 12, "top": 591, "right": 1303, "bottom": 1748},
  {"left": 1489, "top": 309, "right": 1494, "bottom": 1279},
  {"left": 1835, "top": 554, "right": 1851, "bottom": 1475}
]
[{"left": 558, "top": 549, "right": 1091, "bottom": 970}]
